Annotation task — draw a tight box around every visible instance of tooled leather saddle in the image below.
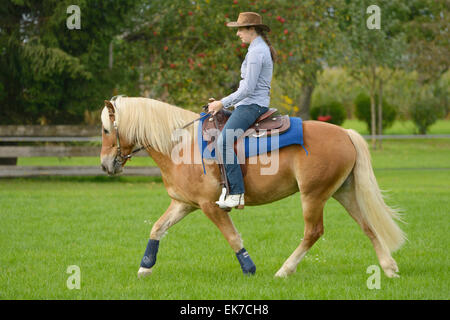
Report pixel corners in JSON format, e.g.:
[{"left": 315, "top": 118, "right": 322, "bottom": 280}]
[{"left": 201, "top": 107, "right": 290, "bottom": 177}]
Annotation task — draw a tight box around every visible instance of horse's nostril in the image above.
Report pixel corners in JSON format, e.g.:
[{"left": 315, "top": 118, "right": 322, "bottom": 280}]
[{"left": 101, "top": 164, "right": 107, "bottom": 172}]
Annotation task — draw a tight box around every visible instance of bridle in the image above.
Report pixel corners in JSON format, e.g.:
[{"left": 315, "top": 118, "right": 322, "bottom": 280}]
[
  {"left": 108, "top": 96, "right": 149, "bottom": 166},
  {"left": 106, "top": 97, "right": 210, "bottom": 166}
]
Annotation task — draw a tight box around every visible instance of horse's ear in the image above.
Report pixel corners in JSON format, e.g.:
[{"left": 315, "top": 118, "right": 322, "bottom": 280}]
[{"left": 104, "top": 100, "right": 115, "bottom": 121}]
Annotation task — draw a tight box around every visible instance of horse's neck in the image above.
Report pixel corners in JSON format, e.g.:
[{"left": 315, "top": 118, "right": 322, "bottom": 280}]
[
  {"left": 131, "top": 101, "right": 198, "bottom": 174},
  {"left": 147, "top": 146, "right": 174, "bottom": 174}
]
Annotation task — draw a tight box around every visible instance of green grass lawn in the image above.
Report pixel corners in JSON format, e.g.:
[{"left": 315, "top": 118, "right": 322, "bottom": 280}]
[
  {"left": 342, "top": 119, "right": 450, "bottom": 135},
  {"left": 1, "top": 140, "right": 449, "bottom": 299}
]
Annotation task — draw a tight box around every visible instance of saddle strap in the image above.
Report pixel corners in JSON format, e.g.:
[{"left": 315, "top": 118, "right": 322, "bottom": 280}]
[{"left": 212, "top": 115, "right": 230, "bottom": 195}]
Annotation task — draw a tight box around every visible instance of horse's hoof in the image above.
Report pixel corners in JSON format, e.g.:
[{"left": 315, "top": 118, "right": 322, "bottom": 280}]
[
  {"left": 137, "top": 267, "right": 153, "bottom": 278},
  {"left": 274, "top": 269, "right": 289, "bottom": 278},
  {"left": 381, "top": 258, "right": 400, "bottom": 278},
  {"left": 275, "top": 265, "right": 296, "bottom": 278},
  {"left": 384, "top": 269, "right": 400, "bottom": 278}
]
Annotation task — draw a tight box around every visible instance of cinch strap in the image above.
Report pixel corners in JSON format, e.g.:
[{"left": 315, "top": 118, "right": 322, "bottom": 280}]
[{"left": 301, "top": 144, "right": 309, "bottom": 156}]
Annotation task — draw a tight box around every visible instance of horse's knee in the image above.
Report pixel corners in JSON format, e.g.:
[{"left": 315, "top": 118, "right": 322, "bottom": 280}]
[
  {"left": 149, "top": 226, "right": 160, "bottom": 239},
  {"left": 150, "top": 221, "right": 167, "bottom": 239},
  {"left": 230, "top": 234, "right": 243, "bottom": 250}
]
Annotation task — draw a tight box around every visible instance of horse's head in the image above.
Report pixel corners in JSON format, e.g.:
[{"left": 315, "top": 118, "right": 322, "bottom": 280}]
[{"left": 100, "top": 100, "right": 135, "bottom": 175}]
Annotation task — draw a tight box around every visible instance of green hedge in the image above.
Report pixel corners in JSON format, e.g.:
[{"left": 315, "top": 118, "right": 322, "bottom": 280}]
[
  {"left": 310, "top": 101, "right": 346, "bottom": 125},
  {"left": 354, "top": 93, "right": 397, "bottom": 132},
  {"left": 410, "top": 98, "right": 445, "bottom": 134}
]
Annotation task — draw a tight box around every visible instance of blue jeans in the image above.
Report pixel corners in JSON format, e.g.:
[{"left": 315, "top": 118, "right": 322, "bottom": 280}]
[{"left": 216, "top": 104, "right": 269, "bottom": 195}]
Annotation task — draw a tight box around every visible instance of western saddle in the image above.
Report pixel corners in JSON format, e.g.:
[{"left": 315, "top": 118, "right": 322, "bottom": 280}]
[
  {"left": 201, "top": 107, "right": 290, "bottom": 186},
  {"left": 202, "top": 107, "right": 290, "bottom": 147}
]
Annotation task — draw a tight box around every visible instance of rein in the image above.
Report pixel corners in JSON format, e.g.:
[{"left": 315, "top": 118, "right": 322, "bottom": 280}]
[{"left": 180, "top": 104, "right": 211, "bottom": 129}]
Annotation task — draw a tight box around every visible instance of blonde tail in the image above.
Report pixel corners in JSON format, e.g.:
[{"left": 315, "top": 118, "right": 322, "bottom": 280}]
[{"left": 346, "top": 129, "right": 406, "bottom": 253}]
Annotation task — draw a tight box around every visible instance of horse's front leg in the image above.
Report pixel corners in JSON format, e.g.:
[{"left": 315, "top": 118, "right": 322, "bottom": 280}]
[
  {"left": 200, "top": 202, "right": 256, "bottom": 275},
  {"left": 138, "top": 199, "right": 196, "bottom": 278}
]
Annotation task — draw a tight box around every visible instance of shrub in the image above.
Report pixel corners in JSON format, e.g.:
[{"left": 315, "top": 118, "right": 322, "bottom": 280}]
[
  {"left": 310, "top": 101, "right": 346, "bottom": 125},
  {"left": 410, "top": 99, "right": 444, "bottom": 134},
  {"left": 354, "top": 93, "right": 397, "bottom": 132}
]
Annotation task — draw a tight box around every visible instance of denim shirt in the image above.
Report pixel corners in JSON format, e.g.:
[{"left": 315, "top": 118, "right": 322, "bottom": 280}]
[{"left": 220, "top": 36, "right": 273, "bottom": 109}]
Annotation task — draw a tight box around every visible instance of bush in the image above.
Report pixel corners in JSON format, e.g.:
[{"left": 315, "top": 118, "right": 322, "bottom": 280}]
[
  {"left": 354, "top": 93, "right": 397, "bottom": 132},
  {"left": 310, "top": 101, "right": 346, "bottom": 125},
  {"left": 410, "top": 99, "right": 444, "bottom": 134}
]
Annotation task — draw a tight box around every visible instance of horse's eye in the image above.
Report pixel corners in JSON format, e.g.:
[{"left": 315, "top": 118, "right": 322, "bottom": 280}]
[{"left": 103, "top": 128, "right": 109, "bottom": 134}]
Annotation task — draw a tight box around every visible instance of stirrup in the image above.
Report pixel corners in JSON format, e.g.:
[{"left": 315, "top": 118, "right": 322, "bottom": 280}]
[{"left": 215, "top": 190, "right": 245, "bottom": 210}]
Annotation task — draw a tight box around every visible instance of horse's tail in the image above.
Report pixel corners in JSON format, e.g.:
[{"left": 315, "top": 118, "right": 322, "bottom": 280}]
[{"left": 346, "top": 129, "right": 406, "bottom": 253}]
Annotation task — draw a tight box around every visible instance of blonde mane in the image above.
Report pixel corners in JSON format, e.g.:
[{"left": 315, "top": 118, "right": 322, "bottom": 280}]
[{"left": 102, "top": 97, "right": 199, "bottom": 156}]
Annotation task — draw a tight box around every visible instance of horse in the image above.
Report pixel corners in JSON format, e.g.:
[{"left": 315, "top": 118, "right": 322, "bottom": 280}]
[{"left": 100, "top": 96, "right": 406, "bottom": 279}]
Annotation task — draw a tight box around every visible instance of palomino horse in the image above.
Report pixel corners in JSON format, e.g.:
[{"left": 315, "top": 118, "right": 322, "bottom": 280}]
[{"left": 100, "top": 96, "right": 406, "bottom": 279}]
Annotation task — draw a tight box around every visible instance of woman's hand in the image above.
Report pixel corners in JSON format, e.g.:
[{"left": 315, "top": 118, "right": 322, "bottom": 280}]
[{"left": 208, "top": 100, "right": 223, "bottom": 116}]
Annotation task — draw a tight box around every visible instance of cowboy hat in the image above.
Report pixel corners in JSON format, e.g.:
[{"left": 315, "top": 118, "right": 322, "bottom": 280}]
[{"left": 226, "top": 12, "right": 270, "bottom": 32}]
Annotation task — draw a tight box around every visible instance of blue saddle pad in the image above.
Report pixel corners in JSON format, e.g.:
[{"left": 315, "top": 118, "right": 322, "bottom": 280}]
[{"left": 197, "top": 112, "right": 307, "bottom": 171}]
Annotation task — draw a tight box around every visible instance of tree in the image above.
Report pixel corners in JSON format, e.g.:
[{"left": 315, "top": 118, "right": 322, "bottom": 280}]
[
  {"left": 110, "top": 0, "right": 344, "bottom": 118},
  {"left": 336, "top": 0, "right": 408, "bottom": 148},
  {"left": 311, "top": 67, "right": 364, "bottom": 119},
  {"left": 403, "top": 0, "right": 449, "bottom": 132},
  {"left": 110, "top": 0, "right": 272, "bottom": 110},
  {"left": 266, "top": 0, "right": 341, "bottom": 119},
  {"left": 0, "top": 0, "right": 140, "bottom": 124},
  {"left": 0, "top": 0, "right": 348, "bottom": 123},
  {"left": 403, "top": 0, "right": 449, "bottom": 84}
]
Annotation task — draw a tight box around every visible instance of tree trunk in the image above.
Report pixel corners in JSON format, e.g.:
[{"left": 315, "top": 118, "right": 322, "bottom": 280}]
[
  {"left": 377, "top": 78, "right": 383, "bottom": 149},
  {"left": 109, "top": 41, "right": 114, "bottom": 70},
  {"left": 369, "top": 91, "right": 377, "bottom": 149},
  {"left": 138, "top": 61, "right": 145, "bottom": 96},
  {"left": 369, "top": 65, "right": 377, "bottom": 149},
  {"left": 297, "top": 83, "right": 315, "bottom": 120}
]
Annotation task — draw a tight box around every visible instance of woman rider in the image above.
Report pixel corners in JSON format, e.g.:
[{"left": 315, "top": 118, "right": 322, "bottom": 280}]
[{"left": 208, "top": 12, "right": 276, "bottom": 209}]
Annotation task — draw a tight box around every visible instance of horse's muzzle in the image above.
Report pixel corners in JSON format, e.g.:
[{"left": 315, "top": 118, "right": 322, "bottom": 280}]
[{"left": 101, "top": 156, "right": 123, "bottom": 176}]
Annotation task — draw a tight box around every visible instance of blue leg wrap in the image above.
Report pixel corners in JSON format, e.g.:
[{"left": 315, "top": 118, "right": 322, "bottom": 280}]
[
  {"left": 236, "top": 248, "right": 256, "bottom": 275},
  {"left": 140, "top": 239, "right": 160, "bottom": 269}
]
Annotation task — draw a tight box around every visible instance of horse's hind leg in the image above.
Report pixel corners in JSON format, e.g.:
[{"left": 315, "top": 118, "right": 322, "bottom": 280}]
[
  {"left": 275, "top": 195, "right": 325, "bottom": 277},
  {"left": 332, "top": 173, "right": 399, "bottom": 277},
  {"left": 138, "top": 199, "right": 196, "bottom": 278}
]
